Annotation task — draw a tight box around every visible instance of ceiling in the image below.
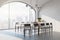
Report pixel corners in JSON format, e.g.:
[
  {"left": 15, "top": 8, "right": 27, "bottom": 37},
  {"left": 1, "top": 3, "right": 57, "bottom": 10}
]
[{"left": 0, "top": 0, "right": 52, "bottom": 11}]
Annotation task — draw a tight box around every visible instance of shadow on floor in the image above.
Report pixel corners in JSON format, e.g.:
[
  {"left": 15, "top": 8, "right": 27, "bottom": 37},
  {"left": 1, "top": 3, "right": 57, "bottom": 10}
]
[{"left": 0, "top": 30, "right": 60, "bottom": 40}]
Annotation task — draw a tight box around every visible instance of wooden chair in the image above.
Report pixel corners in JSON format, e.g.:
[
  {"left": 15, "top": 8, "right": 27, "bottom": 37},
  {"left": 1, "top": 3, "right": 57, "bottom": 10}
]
[
  {"left": 33, "top": 23, "right": 39, "bottom": 35},
  {"left": 40, "top": 23, "right": 46, "bottom": 33},
  {"left": 24, "top": 24, "right": 31, "bottom": 36},
  {"left": 45, "top": 23, "right": 50, "bottom": 32},
  {"left": 45, "top": 23, "right": 53, "bottom": 33},
  {"left": 15, "top": 22, "right": 20, "bottom": 32},
  {"left": 49, "top": 23, "right": 53, "bottom": 31}
]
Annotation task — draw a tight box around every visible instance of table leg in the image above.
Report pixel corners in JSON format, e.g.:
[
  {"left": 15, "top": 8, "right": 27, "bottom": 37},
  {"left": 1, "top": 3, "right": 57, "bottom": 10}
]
[{"left": 38, "top": 27, "right": 39, "bottom": 35}]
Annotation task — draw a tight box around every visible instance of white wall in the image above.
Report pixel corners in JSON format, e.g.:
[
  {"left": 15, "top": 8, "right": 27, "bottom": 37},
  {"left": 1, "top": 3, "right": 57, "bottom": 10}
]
[{"left": 40, "top": 0, "right": 60, "bottom": 32}]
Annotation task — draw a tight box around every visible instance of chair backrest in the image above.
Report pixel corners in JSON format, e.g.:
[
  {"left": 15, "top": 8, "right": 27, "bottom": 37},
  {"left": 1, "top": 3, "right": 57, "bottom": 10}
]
[
  {"left": 40, "top": 23, "right": 45, "bottom": 26},
  {"left": 24, "top": 24, "right": 31, "bottom": 29},
  {"left": 50, "top": 23, "right": 52, "bottom": 25},
  {"left": 34, "top": 23, "right": 39, "bottom": 27},
  {"left": 24, "top": 24, "right": 30, "bottom": 27},
  {"left": 40, "top": 23, "right": 45, "bottom": 28},
  {"left": 49, "top": 23, "right": 53, "bottom": 28},
  {"left": 45, "top": 23, "right": 50, "bottom": 28},
  {"left": 46, "top": 23, "right": 49, "bottom": 25},
  {"left": 16, "top": 22, "right": 19, "bottom": 24},
  {"left": 15, "top": 22, "right": 19, "bottom": 27}
]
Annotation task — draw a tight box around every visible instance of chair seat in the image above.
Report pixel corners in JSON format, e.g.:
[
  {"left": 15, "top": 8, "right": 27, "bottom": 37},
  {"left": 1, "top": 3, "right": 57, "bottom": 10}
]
[{"left": 24, "top": 27, "right": 31, "bottom": 30}]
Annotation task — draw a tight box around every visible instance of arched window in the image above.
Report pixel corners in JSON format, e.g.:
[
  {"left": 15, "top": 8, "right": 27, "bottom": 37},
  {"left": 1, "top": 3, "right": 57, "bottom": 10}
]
[{"left": 0, "top": 2, "right": 35, "bottom": 29}]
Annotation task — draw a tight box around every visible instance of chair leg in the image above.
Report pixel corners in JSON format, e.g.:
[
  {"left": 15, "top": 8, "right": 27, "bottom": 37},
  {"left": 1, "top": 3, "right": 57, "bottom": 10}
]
[
  {"left": 45, "top": 28, "right": 46, "bottom": 33},
  {"left": 38, "top": 27, "right": 39, "bottom": 35},
  {"left": 29, "top": 30, "right": 31, "bottom": 36},
  {"left": 17, "top": 27, "right": 19, "bottom": 32},
  {"left": 15, "top": 27, "right": 16, "bottom": 32},
  {"left": 51, "top": 27, "right": 53, "bottom": 35},
  {"left": 49, "top": 28, "right": 50, "bottom": 34},
  {"left": 29, "top": 29, "right": 32, "bottom": 36},
  {"left": 24, "top": 29, "right": 25, "bottom": 37}
]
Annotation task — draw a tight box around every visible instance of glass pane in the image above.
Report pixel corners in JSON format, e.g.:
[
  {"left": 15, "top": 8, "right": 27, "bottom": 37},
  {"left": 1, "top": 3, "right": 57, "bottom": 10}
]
[
  {"left": 9, "top": 2, "right": 35, "bottom": 28},
  {"left": 29, "top": 7, "right": 35, "bottom": 22},
  {"left": 0, "top": 4, "right": 9, "bottom": 29}
]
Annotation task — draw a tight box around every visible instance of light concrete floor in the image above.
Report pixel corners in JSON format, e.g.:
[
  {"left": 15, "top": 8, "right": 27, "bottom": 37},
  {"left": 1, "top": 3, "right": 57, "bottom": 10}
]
[{"left": 0, "top": 29, "right": 59, "bottom": 40}]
